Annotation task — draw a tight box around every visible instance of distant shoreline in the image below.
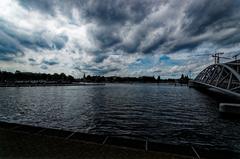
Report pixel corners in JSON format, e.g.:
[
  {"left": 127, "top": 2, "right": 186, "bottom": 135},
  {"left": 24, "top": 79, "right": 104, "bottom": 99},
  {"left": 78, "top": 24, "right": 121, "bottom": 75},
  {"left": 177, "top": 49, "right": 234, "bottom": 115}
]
[
  {"left": 0, "top": 82, "right": 188, "bottom": 87},
  {"left": 0, "top": 71, "right": 190, "bottom": 86},
  {"left": 0, "top": 83, "right": 106, "bottom": 87}
]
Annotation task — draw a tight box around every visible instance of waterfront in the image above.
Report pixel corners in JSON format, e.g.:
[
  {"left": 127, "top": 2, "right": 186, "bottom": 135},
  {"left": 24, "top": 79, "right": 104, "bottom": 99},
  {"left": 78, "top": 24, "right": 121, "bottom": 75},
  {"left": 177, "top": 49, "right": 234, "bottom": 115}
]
[{"left": 0, "top": 84, "right": 240, "bottom": 153}]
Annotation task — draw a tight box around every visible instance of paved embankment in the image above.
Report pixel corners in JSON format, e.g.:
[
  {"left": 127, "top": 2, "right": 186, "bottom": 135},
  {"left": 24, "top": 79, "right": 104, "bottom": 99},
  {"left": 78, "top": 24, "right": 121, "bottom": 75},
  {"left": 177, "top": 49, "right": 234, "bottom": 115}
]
[{"left": 0, "top": 121, "right": 238, "bottom": 159}]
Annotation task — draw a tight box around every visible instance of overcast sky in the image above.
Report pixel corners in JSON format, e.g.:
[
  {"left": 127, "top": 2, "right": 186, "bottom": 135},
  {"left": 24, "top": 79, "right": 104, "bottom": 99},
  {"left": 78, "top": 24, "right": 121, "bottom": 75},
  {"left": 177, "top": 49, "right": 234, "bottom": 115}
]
[{"left": 0, "top": 0, "right": 240, "bottom": 78}]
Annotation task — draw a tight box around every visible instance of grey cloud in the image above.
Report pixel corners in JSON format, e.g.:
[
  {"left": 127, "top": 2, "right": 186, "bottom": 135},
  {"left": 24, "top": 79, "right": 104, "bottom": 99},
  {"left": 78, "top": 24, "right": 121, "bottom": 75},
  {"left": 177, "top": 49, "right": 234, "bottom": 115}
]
[
  {"left": 52, "top": 35, "right": 69, "bottom": 50},
  {"left": 17, "top": 0, "right": 158, "bottom": 24},
  {"left": 81, "top": 0, "right": 161, "bottom": 25},
  {"left": 42, "top": 59, "right": 59, "bottom": 66},
  {"left": 92, "top": 28, "right": 122, "bottom": 49},
  {"left": 2, "top": 0, "right": 240, "bottom": 77},
  {"left": 219, "top": 33, "right": 240, "bottom": 46},
  {"left": 40, "top": 65, "right": 48, "bottom": 70},
  {"left": 28, "top": 58, "right": 36, "bottom": 62},
  {"left": 170, "top": 40, "right": 201, "bottom": 53},
  {"left": 16, "top": 0, "right": 240, "bottom": 56},
  {"left": 93, "top": 54, "right": 108, "bottom": 63},
  {"left": 28, "top": 58, "right": 40, "bottom": 66},
  {"left": 74, "top": 63, "right": 120, "bottom": 75},
  {"left": 0, "top": 29, "right": 23, "bottom": 61},
  {"left": 85, "top": 67, "right": 120, "bottom": 75},
  {"left": 17, "top": 0, "right": 57, "bottom": 16},
  {"left": 0, "top": 54, "right": 15, "bottom": 61},
  {"left": 0, "top": 19, "right": 68, "bottom": 56},
  {"left": 142, "top": 36, "right": 167, "bottom": 54},
  {"left": 17, "top": 32, "right": 68, "bottom": 51},
  {"left": 17, "top": 0, "right": 167, "bottom": 53},
  {"left": 183, "top": 0, "right": 239, "bottom": 35},
  {"left": 166, "top": 0, "right": 240, "bottom": 53}
]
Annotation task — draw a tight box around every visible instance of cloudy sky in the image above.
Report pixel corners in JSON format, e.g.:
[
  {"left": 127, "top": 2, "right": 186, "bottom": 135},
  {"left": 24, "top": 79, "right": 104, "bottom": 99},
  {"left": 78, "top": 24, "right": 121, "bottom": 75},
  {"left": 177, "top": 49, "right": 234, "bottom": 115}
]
[{"left": 0, "top": 0, "right": 240, "bottom": 78}]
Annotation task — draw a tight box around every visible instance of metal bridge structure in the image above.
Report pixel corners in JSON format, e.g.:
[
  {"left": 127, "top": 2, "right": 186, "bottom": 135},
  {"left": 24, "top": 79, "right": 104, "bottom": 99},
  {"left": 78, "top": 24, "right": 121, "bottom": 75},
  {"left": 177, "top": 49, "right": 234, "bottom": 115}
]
[{"left": 191, "top": 60, "right": 240, "bottom": 99}]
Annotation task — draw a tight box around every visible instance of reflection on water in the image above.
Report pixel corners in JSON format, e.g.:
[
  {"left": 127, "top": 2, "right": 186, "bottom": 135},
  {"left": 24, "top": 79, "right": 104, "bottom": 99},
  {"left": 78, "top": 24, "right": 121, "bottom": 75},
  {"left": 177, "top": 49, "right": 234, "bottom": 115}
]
[{"left": 0, "top": 83, "right": 240, "bottom": 152}]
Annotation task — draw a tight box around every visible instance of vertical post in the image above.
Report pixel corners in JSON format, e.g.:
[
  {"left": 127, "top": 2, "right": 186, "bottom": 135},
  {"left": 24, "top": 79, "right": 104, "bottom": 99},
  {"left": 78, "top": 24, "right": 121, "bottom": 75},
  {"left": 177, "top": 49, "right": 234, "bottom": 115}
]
[{"left": 145, "top": 137, "right": 148, "bottom": 152}]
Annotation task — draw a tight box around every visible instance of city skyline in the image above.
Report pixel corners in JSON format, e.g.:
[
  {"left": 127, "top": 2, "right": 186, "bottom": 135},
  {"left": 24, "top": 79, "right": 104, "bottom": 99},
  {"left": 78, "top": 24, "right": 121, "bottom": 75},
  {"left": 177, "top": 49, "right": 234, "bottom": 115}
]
[{"left": 0, "top": 0, "right": 240, "bottom": 78}]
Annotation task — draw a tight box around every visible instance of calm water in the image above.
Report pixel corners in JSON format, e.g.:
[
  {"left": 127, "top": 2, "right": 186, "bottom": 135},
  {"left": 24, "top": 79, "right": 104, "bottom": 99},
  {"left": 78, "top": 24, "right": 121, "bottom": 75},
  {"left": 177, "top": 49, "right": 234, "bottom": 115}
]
[{"left": 0, "top": 84, "right": 240, "bottom": 152}]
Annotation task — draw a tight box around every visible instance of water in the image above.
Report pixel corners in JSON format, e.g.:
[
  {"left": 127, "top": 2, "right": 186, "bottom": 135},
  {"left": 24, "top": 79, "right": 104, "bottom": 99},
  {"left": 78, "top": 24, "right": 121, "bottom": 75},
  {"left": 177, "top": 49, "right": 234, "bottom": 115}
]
[{"left": 0, "top": 83, "right": 240, "bottom": 153}]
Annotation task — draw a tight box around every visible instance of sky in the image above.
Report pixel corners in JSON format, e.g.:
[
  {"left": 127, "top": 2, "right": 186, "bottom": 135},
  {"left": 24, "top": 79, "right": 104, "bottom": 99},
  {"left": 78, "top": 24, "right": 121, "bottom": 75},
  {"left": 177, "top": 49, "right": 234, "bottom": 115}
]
[{"left": 0, "top": 0, "right": 240, "bottom": 78}]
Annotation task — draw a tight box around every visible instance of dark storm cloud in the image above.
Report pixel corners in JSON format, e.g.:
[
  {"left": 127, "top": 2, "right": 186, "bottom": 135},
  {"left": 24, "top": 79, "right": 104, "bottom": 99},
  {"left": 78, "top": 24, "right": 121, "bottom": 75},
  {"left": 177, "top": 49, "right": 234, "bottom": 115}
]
[
  {"left": 92, "top": 28, "right": 122, "bottom": 49},
  {"left": 167, "top": 0, "right": 240, "bottom": 53},
  {"left": 81, "top": 0, "right": 160, "bottom": 25},
  {"left": 0, "top": 29, "right": 23, "bottom": 61},
  {"left": 93, "top": 54, "right": 108, "bottom": 63},
  {"left": 218, "top": 32, "right": 240, "bottom": 46},
  {"left": 170, "top": 41, "right": 201, "bottom": 52},
  {"left": 177, "top": 0, "right": 240, "bottom": 51},
  {"left": 142, "top": 36, "right": 167, "bottom": 54},
  {"left": 82, "top": 0, "right": 168, "bottom": 54},
  {"left": 0, "top": 18, "right": 68, "bottom": 59},
  {"left": 2, "top": 0, "right": 240, "bottom": 77},
  {"left": 18, "top": 0, "right": 160, "bottom": 23},
  {"left": 183, "top": 0, "right": 238, "bottom": 36},
  {"left": 17, "top": 0, "right": 166, "bottom": 52},
  {"left": 14, "top": 32, "right": 68, "bottom": 51},
  {"left": 15, "top": 0, "right": 240, "bottom": 55}
]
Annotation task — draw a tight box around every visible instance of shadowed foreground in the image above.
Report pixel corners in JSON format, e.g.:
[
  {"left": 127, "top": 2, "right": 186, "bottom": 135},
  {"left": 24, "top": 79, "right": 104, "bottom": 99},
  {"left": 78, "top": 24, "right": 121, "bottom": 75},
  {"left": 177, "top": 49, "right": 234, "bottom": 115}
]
[{"left": 0, "top": 128, "right": 193, "bottom": 159}]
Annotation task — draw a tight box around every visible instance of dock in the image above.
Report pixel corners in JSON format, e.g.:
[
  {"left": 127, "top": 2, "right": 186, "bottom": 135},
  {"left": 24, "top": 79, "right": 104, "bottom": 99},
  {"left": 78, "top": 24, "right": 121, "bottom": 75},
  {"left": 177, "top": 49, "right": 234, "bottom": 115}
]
[{"left": 219, "top": 103, "right": 240, "bottom": 115}]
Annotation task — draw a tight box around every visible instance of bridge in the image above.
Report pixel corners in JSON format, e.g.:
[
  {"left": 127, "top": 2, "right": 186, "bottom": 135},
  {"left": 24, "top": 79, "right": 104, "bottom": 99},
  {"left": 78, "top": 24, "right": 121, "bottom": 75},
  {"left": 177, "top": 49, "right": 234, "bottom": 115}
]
[{"left": 190, "top": 60, "right": 240, "bottom": 100}]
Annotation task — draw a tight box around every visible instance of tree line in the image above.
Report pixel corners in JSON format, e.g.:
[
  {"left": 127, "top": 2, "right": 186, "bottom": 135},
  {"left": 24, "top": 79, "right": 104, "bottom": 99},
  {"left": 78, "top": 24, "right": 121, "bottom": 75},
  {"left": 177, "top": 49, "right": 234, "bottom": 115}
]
[
  {"left": 82, "top": 74, "right": 190, "bottom": 84},
  {"left": 0, "top": 70, "right": 190, "bottom": 84},
  {"left": 0, "top": 70, "right": 74, "bottom": 83}
]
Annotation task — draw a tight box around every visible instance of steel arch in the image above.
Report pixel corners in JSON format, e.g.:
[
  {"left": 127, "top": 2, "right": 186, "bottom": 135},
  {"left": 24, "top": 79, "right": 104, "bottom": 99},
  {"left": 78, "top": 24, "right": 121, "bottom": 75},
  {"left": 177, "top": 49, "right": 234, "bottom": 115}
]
[{"left": 194, "top": 62, "right": 240, "bottom": 96}]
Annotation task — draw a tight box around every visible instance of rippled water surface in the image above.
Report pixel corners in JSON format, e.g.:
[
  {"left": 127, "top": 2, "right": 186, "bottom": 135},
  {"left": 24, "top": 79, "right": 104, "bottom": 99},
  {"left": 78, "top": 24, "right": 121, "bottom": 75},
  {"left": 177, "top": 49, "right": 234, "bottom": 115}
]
[{"left": 0, "top": 84, "right": 240, "bottom": 152}]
